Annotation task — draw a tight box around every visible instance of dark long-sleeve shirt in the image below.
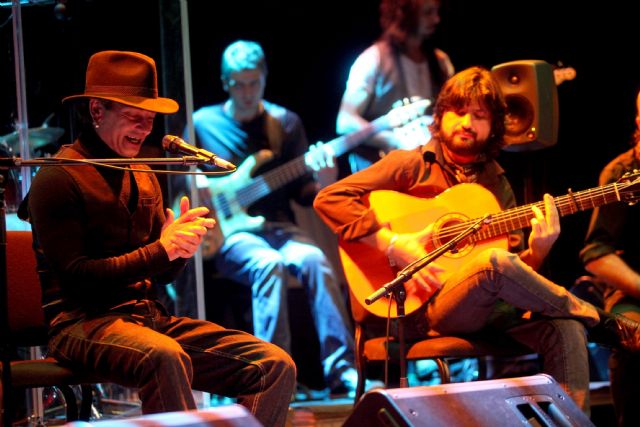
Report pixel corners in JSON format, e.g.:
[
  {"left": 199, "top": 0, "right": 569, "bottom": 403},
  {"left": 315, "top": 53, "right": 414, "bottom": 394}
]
[
  {"left": 580, "top": 147, "right": 640, "bottom": 269},
  {"left": 27, "top": 131, "right": 185, "bottom": 323}
]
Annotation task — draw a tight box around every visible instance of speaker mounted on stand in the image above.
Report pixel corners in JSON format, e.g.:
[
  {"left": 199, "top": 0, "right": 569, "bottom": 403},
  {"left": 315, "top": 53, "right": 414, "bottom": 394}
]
[{"left": 491, "top": 60, "right": 559, "bottom": 152}]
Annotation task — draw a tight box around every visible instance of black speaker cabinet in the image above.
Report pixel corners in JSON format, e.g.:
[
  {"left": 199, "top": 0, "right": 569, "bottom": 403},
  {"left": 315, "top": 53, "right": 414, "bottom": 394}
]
[
  {"left": 343, "top": 374, "right": 593, "bottom": 427},
  {"left": 66, "top": 405, "right": 262, "bottom": 427},
  {"left": 491, "top": 60, "right": 559, "bottom": 152}
]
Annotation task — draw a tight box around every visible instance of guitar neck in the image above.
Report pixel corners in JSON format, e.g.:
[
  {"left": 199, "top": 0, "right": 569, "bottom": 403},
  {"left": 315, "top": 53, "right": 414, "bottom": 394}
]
[
  {"left": 238, "top": 115, "right": 393, "bottom": 208},
  {"left": 470, "top": 181, "right": 623, "bottom": 242}
]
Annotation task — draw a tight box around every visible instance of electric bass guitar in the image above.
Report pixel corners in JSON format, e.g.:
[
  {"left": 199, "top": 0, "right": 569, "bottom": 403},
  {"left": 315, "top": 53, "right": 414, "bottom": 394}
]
[
  {"left": 198, "top": 99, "right": 432, "bottom": 258},
  {"left": 339, "top": 171, "right": 640, "bottom": 318}
]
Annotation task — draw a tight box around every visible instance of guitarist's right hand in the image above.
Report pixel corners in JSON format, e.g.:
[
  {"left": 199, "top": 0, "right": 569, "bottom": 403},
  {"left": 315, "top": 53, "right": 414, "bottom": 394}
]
[
  {"left": 389, "top": 231, "right": 445, "bottom": 296},
  {"left": 360, "top": 226, "right": 445, "bottom": 296}
]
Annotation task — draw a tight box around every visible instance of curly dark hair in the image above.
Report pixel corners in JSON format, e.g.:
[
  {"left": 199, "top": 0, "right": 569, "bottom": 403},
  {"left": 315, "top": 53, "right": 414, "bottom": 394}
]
[{"left": 429, "top": 66, "right": 507, "bottom": 159}]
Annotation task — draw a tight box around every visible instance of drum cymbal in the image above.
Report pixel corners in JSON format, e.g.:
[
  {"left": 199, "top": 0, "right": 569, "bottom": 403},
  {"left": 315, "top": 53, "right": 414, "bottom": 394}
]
[{"left": 0, "top": 126, "right": 64, "bottom": 154}]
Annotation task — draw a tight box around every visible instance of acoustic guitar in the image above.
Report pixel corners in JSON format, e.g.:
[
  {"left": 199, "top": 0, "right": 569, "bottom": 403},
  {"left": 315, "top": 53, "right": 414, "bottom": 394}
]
[{"left": 339, "top": 171, "right": 640, "bottom": 318}]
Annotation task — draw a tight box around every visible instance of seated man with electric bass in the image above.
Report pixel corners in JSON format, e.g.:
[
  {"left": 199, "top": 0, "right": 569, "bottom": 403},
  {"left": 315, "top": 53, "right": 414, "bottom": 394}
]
[{"left": 185, "top": 39, "right": 359, "bottom": 396}]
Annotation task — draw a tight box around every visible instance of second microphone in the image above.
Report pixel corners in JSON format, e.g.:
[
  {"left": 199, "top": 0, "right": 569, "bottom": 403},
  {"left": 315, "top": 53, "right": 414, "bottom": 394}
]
[{"left": 162, "top": 135, "right": 237, "bottom": 171}]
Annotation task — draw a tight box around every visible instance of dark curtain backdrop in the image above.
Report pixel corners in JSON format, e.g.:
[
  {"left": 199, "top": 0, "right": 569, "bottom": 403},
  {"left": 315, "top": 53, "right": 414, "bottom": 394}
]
[{"left": 2, "top": 0, "right": 639, "bottom": 289}]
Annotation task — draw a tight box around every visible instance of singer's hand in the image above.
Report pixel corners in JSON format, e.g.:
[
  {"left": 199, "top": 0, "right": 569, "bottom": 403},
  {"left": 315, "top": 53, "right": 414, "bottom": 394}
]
[
  {"left": 161, "top": 196, "right": 216, "bottom": 261},
  {"left": 305, "top": 141, "right": 337, "bottom": 188}
]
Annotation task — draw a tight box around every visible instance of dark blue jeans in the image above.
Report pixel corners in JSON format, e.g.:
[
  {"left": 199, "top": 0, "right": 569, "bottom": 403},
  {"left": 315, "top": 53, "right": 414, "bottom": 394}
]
[
  {"left": 215, "top": 223, "right": 355, "bottom": 386},
  {"left": 48, "top": 299, "right": 296, "bottom": 427}
]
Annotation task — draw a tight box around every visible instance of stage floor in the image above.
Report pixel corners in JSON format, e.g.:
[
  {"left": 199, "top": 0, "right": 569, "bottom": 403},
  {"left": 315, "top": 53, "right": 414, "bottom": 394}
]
[{"left": 14, "top": 380, "right": 614, "bottom": 426}]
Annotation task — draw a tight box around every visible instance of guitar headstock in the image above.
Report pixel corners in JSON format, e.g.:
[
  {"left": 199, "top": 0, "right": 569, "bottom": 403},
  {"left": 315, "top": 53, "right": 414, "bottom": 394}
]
[
  {"left": 553, "top": 67, "right": 577, "bottom": 86},
  {"left": 618, "top": 169, "right": 640, "bottom": 204},
  {"left": 387, "top": 98, "right": 432, "bottom": 128}
]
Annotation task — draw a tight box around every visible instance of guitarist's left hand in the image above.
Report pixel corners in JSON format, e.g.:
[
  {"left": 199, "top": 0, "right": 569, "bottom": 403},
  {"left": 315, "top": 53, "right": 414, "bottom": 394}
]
[
  {"left": 305, "top": 141, "right": 338, "bottom": 189},
  {"left": 524, "top": 193, "right": 560, "bottom": 270}
]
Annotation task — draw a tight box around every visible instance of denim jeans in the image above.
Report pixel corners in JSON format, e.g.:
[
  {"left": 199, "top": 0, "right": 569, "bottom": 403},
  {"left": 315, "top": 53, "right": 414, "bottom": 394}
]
[
  {"left": 423, "top": 248, "right": 598, "bottom": 413},
  {"left": 214, "top": 223, "right": 355, "bottom": 385},
  {"left": 48, "top": 300, "right": 296, "bottom": 427}
]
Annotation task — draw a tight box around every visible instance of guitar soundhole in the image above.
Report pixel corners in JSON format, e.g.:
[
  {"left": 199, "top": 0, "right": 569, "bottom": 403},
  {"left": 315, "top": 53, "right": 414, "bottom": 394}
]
[{"left": 431, "top": 213, "right": 475, "bottom": 259}]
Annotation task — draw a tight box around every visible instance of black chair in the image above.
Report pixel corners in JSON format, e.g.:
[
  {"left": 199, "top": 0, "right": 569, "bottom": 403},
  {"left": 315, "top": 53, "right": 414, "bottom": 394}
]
[{"left": 349, "top": 291, "right": 536, "bottom": 402}]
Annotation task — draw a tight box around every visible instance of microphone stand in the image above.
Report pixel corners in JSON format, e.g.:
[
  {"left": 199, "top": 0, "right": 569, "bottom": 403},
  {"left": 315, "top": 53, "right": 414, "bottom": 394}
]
[
  {"left": 0, "top": 155, "right": 212, "bottom": 427},
  {"left": 364, "top": 214, "right": 492, "bottom": 389}
]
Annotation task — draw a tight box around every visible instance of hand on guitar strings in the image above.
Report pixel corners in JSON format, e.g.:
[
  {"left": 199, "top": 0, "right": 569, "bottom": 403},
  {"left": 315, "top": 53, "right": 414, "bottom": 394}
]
[
  {"left": 160, "top": 196, "right": 217, "bottom": 261},
  {"left": 524, "top": 194, "right": 560, "bottom": 270},
  {"left": 387, "top": 227, "right": 445, "bottom": 296},
  {"left": 305, "top": 141, "right": 338, "bottom": 189}
]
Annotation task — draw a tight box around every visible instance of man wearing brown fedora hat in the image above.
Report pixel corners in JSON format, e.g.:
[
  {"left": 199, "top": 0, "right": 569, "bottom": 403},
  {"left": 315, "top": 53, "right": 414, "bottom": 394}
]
[{"left": 22, "top": 50, "right": 296, "bottom": 427}]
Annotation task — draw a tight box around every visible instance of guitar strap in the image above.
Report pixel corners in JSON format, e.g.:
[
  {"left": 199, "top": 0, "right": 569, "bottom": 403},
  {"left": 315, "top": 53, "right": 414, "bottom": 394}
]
[{"left": 264, "top": 109, "right": 284, "bottom": 157}]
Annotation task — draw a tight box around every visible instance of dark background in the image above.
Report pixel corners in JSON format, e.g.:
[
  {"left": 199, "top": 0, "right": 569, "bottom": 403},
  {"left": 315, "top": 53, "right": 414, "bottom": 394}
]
[{"left": 2, "top": 0, "right": 639, "bottom": 288}]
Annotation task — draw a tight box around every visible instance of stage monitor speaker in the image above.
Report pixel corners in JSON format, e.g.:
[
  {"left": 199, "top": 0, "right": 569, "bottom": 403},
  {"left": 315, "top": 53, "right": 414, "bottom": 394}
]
[
  {"left": 343, "top": 374, "right": 593, "bottom": 427},
  {"left": 491, "top": 60, "right": 559, "bottom": 152},
  {"left": 65, "top": 405, "right": 262, "bottom": 427}
]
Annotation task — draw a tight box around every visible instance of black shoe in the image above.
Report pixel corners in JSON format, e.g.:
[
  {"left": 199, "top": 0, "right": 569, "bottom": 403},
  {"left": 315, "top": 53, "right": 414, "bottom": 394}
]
[{"left": 590, "top": 309, "right": 640, "bottom": 353}]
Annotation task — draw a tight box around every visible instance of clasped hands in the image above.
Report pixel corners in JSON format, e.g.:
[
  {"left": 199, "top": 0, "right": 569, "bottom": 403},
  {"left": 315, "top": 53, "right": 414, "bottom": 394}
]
[{"left": 161, "top": 196, "right": 216, "bottom": 261}]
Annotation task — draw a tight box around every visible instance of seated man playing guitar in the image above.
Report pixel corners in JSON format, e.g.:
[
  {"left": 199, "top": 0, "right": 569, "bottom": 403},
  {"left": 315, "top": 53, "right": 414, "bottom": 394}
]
[
  {"left": 187, "top": 40, "right": 358, "bottom": 396},
  {"left": 314, "top": 66, "right": 640, "bottom": 414}
]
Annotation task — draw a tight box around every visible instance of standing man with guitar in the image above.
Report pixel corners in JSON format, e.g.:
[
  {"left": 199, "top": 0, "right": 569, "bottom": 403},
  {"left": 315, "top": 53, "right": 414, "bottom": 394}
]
[
  {"left": 580, "top": 89, "right": 640, "bottom": 426},
  {"left": 315, "top": 66, "right": 640, "bottom": 414},
  {"left": 189, "top": 40, "right": 359, "bottom": 396},
  {"left": 336, "top": 0, "right": 454, "bottom": 176}
]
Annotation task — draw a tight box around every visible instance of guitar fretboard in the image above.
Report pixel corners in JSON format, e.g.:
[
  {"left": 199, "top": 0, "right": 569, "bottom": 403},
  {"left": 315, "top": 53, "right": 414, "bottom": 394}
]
[
  {"left": 438, "top": 180, "right": 632, "bottom": 242},
  {"left": 235, "top": 116, "right": 392, "bottom": 208}
]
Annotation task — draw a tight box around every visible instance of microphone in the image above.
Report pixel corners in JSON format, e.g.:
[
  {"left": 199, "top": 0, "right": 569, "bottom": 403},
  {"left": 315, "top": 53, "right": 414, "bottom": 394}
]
[
  {"left": 423, "top": 151, "right": 436, "bottom": 164},
  {"left": 162, "top": 135, "right": 236, "bottom": 170}
]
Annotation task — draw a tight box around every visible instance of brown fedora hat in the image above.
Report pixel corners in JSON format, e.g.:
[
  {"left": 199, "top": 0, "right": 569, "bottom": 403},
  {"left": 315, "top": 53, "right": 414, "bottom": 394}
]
[{"left": 63, "top": 50, "right": 179, "bottom": 114}]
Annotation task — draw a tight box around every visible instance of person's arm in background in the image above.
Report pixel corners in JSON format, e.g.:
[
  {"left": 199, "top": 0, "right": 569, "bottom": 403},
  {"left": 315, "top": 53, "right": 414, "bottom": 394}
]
[
  {"left": 581, "top": 162, "right": 640, "bottom": 299},
  {"left": 336, "top": 46, "right": 403, "bottom": 152},
  {"left": 586, "top": 254, "right": 640, "bottom": 299}
]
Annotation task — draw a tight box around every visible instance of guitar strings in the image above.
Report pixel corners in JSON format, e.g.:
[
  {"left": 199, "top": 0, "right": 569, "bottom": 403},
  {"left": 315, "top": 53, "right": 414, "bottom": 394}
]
[
  {"left": 432, "top": 182, "right": 627, "bottom": 242},
  {"left": 233, "top": 156, "right": 309, "bottom": 208}
]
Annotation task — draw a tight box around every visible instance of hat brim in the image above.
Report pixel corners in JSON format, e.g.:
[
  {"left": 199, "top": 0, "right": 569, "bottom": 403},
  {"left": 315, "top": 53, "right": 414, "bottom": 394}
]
[{"left": 62, "top": 94, "right": 179, "bottom": 114}]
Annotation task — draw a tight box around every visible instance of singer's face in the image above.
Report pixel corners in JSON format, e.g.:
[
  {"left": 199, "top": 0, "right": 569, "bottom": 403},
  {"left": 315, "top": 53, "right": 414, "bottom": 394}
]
[
  {"left": 439, "top": 100, "right": 491, "bottom": 164},
  {"left": 92, "top": 100, "right": 156, "bottom": 157},
  {"left": 226, "top": 69, "right": 266, "bottom": 119}
]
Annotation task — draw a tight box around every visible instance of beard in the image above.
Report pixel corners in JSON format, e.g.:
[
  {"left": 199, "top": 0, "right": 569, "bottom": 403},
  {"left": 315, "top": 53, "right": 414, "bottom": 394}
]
[{"left": 440, "top": 130, "right": 488, "bottom": 159}]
